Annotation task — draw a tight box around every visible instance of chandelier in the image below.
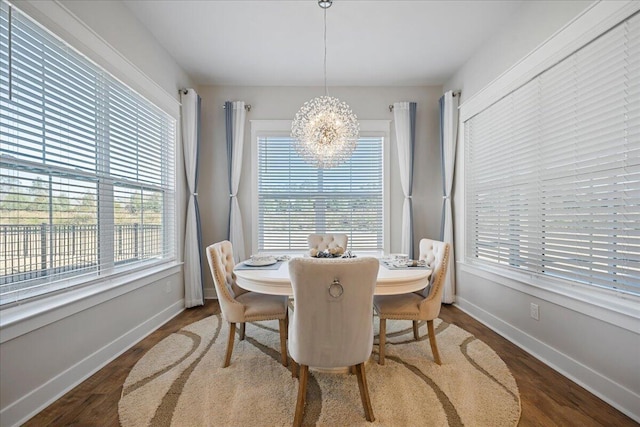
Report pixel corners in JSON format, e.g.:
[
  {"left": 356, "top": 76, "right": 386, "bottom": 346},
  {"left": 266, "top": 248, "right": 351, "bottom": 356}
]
[{"left": 291, "top": 0, "right": 359, "bottom": 169}]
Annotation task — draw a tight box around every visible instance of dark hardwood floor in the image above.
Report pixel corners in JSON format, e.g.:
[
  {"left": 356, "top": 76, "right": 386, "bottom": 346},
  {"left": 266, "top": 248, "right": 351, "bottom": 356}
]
[{"left": 25, "top": 301, "right": 637, "bottom": 426}]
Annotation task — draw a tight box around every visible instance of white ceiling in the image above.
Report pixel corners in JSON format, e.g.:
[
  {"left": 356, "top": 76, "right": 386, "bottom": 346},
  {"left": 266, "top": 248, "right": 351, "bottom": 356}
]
[{"left": 123, "top": 0, "right": 524, "bottom": 87}]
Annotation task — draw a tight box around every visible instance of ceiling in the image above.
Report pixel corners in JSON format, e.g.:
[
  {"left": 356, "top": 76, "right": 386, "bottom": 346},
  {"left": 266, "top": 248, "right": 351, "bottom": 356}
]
[{"left": 123, "top": 0, "right": 524, "bottom": 87}]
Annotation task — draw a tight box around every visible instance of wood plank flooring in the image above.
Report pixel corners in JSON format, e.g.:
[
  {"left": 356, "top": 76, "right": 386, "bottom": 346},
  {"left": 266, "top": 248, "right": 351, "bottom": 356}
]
[{"left": 24, "top": 301, "right": 637, "bottom": 426}]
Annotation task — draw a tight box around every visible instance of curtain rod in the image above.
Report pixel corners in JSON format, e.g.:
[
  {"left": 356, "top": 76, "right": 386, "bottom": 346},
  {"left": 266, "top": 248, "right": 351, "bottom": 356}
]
[
  {"left": 223, "top": 104, "right": 252, "bottom": 111},
  {"left": 179, "top": 91, "right": 252, "bottom": 111},
  {"left": 388, "top": 90, "right": 461, "bottom": 112}
]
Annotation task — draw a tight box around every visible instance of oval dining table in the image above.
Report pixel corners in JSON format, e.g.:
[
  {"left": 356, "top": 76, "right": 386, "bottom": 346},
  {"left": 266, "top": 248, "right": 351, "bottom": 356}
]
[{"left": 234, "top": 257, "right": 432, "bottom": 296}]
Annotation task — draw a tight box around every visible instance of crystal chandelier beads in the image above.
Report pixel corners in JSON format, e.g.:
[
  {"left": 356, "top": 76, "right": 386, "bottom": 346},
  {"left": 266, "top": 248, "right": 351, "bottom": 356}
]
[{"left": 292, "top": 96, "right": 359, "bottom": 169}]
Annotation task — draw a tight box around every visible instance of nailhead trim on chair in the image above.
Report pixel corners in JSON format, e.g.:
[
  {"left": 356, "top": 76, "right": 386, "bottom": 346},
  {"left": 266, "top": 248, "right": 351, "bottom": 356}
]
[
  {"left": 209, "top": 244, "right": 243, "bottom": 310},
  {"left": 244, "top": 312, "right": 287, "bottom": 321}
]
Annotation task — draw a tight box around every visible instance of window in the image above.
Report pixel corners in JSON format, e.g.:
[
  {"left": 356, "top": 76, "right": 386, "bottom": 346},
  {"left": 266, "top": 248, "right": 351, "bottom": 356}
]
[
  {"left": 464, "top": 12, "right": 639, "bottom": 296},
  {"left": 253, "top": 123, "right": 387, "bottom": 252},
  {"left": 0, "top": 1, "right": 176, "bottom": 305}
]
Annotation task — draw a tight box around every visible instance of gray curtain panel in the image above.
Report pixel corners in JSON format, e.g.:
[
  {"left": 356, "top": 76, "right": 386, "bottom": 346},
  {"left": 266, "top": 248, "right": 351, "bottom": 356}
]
[
  {"left": 195, "top": 95, "right": 204, "bottom": 293},
  {"left": 439, "top": 95, "right": 446, "bottom": 240},
  {"left": 408, "top": 102, "right": 416, "bottom": 259},
  {"left": 225, "top": 100, "right": 233, "bottom": 239}
]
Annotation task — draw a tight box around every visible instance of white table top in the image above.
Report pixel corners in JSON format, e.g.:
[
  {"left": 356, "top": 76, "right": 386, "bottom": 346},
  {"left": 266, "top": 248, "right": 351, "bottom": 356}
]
[{"left": 234, "top": 258, "right": 431, "bottom": 296}]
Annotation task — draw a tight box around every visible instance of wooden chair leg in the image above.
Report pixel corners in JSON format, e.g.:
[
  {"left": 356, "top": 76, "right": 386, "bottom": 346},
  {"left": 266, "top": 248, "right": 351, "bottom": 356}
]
[
  {"left": 291, "top": 359, "right": 298, "bottom": 378},
  {"left": 285, "top": 308, "right": 289, "bottom": 339},
  {"left": 223, "top": 322, "right": 236, "bottom": 368},
  {"left": 279, "top": 318, "right": 288, "bottom": 367},
  {"left": 239, "top": 322, "right": 246, "bottom": 341},
  {"left": 349, "top": 365, "right": 356, "bottom": 375},
  {"left": 378, "top": 318, "right": 386, "bottom": 365},
  {"left": 355, "top": 363, "right": 375, "bottom": 422},
  {"left": 293, "top": 365, "right": 309, "bottom": 427},
  {"left": 413, "top": 320, "right": 420, "bottom": 341},
  {"left": 427, "top": 320, "right": 441, "bottom": 365}
]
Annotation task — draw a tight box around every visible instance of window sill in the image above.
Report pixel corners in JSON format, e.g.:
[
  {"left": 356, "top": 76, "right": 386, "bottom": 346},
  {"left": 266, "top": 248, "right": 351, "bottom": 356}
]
[
  {"left": 458, "top": 261, "right": 640, "bottom": 334},
  {"left": 0, "top": 262, "right": 183, "bottom": 343}
]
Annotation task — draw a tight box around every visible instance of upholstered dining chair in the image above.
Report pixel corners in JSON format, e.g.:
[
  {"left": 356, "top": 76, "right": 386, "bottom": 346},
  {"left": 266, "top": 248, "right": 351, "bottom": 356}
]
[
  {"left": 373, "top": 239, "right": 450, "bottom": 365},
  {"left": 307, "top": 233, "right": 348, "bottom": 252},
  {"left": 288, "top": 257, "right": 379, "bottom": 426},
  {"left": 205, "top": 240, "right": 289, "bottom": 368}
]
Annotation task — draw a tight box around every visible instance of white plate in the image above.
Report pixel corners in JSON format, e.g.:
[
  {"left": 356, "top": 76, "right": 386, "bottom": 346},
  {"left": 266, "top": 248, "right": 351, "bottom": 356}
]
[{"left": 243, "top": 258, "right": 277, "bottom": 267}]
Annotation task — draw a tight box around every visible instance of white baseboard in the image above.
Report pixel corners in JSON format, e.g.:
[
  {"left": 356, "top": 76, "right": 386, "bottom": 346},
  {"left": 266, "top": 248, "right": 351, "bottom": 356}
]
[
  {"left": 204, "top": 287, "right": 217, "bottom": 300},
  {"left": 455, "top": 296, "right": 640, "bottom": 423},
  {"left": 1, "top": 299, "right": 185, "bottom": 427}
]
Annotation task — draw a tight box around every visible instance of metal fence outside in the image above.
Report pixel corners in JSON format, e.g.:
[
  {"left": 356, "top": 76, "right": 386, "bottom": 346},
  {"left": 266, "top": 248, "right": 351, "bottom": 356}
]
[{"left": 0, "top": 223, "right": 162, "bottom": 286}]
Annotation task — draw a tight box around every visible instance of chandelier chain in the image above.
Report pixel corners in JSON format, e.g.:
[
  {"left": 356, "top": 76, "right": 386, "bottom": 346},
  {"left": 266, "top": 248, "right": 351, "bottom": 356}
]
[{"left": 324, "top": 7, "right": 328, "bottom": 96}]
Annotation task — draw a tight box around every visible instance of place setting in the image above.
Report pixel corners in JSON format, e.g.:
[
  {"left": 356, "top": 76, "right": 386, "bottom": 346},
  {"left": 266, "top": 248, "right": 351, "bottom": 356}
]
[
  {"left": 234, "top": 253, "right": 290, "bottom": 270},
  {"left": 308, "top": 246, "right": 357, "bottom": 258},
  {"left": 379, "top": 253, "right": 429, "bottom": 270}
]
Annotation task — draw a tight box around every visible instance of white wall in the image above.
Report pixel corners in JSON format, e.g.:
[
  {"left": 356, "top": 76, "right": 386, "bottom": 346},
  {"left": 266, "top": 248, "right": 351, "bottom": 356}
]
[
  {"left": 445, "top": 0, "right": 640, "bottom": 421},
  {"left": 198, "top": 86, "right": 442, "bottom": 295},
  {"left": 0, "top": 1, "right": 196, "bottom": 425},
  {"left": 445, "top": 0, "right": 594, "bottom": 100}
]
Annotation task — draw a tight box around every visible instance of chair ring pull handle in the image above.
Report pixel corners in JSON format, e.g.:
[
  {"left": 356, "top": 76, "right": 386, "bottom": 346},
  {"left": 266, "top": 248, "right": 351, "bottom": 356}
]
[{"left": 328, "top": 279, "right": 343, "bottom": 298}]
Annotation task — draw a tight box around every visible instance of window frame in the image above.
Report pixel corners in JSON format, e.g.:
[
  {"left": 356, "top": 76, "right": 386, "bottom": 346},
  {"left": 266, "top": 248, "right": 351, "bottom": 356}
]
[
  {"left": 457, "top": 0, "right": 640, "bottom": 332},
  {"left": 0, "top": 0, "right": 180, "bottom": 326},
  {"left": 250, "top": 119, "right": 390, "bottom": 255}
]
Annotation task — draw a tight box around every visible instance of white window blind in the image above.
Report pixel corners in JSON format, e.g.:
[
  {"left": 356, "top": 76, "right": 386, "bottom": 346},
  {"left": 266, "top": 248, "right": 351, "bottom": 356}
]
[
  {"left": 258, "top": 136, "right": 383, "bottom": 251},
  {"left": 465, "top": 12, "right": 640, "bottom": 295},
  {"left": 0, "top": 1, "right": 176, "bottom": 305}
]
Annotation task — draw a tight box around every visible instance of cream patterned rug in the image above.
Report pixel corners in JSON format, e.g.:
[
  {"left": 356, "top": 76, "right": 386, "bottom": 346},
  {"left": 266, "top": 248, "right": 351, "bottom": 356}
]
[{"left": 118, "top": 314, "right": 520, "bottom": 426}]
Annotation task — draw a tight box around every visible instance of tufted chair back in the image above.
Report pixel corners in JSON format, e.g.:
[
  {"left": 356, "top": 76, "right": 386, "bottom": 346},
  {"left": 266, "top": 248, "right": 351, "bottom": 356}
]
[
  {"left": 417, "top": 239, "right": 450, "bottom": 317},
  {"left": 205, "top": 241, "right": 248, "bottom": 322},
  {"left": 373, "top": 238, "right": 450, "bottom": 366},
  {"left": 307, "top": 233, "right": 348, "bottom": 252},
  {"left": 288, "top": 257, "right": 378, "bottom": 368}
]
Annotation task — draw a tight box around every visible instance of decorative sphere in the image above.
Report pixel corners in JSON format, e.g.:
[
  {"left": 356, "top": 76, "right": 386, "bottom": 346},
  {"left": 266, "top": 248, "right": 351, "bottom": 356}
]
[{"left": 291, "top": 96, "right": 359, "bottom": 169}]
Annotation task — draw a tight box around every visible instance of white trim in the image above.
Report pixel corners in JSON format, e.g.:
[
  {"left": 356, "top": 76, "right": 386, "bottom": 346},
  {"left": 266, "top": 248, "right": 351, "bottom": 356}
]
[
  {"left": 459, "top": 1, "right": 640, "bottom": 122},
  {"left": 204, "top": 287, "right": 218, "bottom": 300},
  {"left": 14, "top": 0, "right": 180, "bottom": 119},
  {"left": 458, "top": 262, "right": 640, "bottom": 333},
  {"left": 455, "top": 296, "right": 640, "bottom": 423},
  {"left": 249, "top": 119, "right": 391, "bottom": 255},
  {"left": 457, "top": 120, "right": 467, "bottom": 257},
  {"left": 0, "top": 263, "right": 182, "bottom": 343},
  {"left": 0, "top": 299, "right": 184, "bottom": 427}
]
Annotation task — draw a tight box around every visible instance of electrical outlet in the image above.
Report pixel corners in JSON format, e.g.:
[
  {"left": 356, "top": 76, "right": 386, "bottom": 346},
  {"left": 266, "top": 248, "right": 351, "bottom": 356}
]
[
  {"left": 165, "top": 281, "right": 171, "bottom": 293},
  {"left": 530, "top": 303, "right": 539, "bottom": 320}
]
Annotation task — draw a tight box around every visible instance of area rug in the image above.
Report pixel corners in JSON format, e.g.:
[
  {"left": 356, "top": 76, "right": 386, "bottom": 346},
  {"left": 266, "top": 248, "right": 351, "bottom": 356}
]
[{"left": 118, "top": 314, "right": 520, "bottom": 426}]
